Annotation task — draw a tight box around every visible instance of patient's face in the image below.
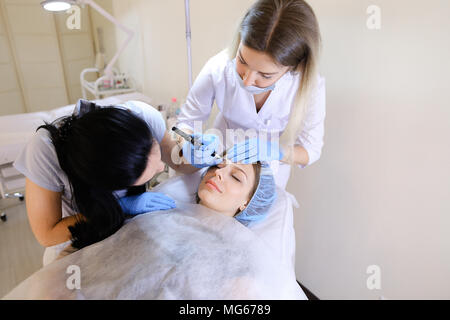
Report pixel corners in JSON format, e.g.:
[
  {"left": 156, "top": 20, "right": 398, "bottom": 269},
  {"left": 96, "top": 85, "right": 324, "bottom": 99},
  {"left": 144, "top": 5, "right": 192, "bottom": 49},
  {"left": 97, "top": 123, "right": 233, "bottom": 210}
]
[{"left": 198, "top": 163, "right": 256, "bottom": 217}]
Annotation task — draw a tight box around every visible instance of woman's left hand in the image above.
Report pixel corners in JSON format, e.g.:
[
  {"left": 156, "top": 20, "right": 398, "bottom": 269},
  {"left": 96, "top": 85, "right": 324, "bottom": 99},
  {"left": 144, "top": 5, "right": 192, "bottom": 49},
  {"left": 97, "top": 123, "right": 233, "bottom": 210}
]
[
  {"left": 118, "top": 192, "right": 176, "bottom": 215},
  {"left": 226, "top": 138, "right": 284, "bottom": 163}
]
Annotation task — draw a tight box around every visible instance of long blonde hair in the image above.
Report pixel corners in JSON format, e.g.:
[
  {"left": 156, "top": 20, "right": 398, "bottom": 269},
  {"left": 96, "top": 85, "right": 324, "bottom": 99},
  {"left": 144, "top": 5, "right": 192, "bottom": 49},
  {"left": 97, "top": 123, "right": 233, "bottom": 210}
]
[{"left": 227, "top": 0, "right": 321, "bottom": 161}]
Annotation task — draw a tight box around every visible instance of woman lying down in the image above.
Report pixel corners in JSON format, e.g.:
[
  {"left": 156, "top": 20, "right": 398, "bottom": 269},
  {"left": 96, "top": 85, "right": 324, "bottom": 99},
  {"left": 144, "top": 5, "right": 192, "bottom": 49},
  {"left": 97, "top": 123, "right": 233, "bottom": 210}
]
[{"left": 3, "top": 162, "right": 306, "bottom": 300}]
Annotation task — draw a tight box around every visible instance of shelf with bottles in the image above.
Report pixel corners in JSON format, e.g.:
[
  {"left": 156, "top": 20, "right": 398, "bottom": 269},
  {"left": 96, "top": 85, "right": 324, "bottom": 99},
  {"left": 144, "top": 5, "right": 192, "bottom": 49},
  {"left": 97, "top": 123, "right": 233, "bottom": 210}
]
[
  {"left": 81, "top": 68, "right": 136, "bottom": 99},
  {"left": 157, "top": 97, "right": 182, "bottom": 130}
]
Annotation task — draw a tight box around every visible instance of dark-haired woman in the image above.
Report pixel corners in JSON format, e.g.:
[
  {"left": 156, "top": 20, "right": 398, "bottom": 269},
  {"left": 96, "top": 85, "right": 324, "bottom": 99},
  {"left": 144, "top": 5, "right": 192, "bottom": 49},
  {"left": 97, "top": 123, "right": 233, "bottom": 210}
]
[{"left": 14, "top": 100, "right": 177, "bottom": 265}]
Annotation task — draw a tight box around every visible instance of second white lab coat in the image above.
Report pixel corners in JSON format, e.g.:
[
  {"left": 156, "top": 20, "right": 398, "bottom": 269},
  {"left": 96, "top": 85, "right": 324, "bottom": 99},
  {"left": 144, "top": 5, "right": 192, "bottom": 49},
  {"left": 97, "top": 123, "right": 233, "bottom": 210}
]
[{"left": 177, "top": 50, "right": 326, "bottom": 189}]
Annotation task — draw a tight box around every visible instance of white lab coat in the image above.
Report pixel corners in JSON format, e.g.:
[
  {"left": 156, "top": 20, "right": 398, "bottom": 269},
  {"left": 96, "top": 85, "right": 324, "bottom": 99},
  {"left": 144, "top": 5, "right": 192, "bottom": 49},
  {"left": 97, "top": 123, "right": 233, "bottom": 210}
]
[{"left": 177, "top": 50, "right": 326, "bottom": 189}]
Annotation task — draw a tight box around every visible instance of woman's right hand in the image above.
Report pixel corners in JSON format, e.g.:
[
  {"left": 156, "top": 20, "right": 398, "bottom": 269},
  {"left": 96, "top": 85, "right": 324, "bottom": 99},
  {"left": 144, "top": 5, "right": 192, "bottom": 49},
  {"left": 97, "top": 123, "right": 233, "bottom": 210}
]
[
  {"left": 182, "top": 133, "right": 223, "bottom": 168},
  {"left": 118, "top": 192, "right": 176, "bottom": 215}
]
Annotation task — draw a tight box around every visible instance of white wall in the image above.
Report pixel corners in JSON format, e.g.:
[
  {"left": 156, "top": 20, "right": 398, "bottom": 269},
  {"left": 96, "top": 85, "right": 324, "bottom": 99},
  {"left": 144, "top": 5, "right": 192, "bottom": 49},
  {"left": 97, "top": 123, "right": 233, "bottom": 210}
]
[
  {"left": 110, "top": 0, "right": 253, "bottom": 108},
  {"left": 103, "top": 0, "right": 450, "bottom": 299},
  {"left": 0, "top": 0, "right": 96, "bottom": 113},
  {"left": 288, "top": 0, "right": 450, "bottom": 299},
  {"left": 89, "top": 0, "right": 117, "bottom": 74},
  {"left": 54, "top": 5, "right": 96, "bottom": 103},
  {"left": 0, "top": 1, "right": 25, "bottom": 115}
]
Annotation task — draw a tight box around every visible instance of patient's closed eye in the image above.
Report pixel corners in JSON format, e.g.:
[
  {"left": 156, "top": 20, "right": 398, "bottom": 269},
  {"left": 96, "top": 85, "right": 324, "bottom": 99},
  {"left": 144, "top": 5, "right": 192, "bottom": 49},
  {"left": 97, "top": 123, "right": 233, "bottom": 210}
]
[
  {"left": 238, "top": 55, "right": 246, "bottom": 65},
  {"left": 209, "top": 164, "right": 244, "bottom": 183}
]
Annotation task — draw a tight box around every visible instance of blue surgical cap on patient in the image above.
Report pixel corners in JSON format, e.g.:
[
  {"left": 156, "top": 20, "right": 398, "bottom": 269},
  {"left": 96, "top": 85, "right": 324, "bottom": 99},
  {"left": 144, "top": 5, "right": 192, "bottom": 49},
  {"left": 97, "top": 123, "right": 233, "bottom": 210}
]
[{"left": 234, "top": 162, "right": 277, "bottom": 227}]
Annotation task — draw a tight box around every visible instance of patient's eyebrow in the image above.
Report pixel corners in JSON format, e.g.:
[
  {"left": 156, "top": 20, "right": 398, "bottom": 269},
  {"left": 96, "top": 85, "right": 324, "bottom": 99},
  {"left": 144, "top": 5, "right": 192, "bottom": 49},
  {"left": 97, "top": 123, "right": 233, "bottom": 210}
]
[{"left": 230, "top": 164, "right": 248, "bottom": 179}]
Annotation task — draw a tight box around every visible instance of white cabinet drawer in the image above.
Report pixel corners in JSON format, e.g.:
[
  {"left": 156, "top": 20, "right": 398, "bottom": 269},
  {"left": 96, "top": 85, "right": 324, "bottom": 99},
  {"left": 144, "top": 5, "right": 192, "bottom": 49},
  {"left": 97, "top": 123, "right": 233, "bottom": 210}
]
[
  {"left": 1, "top": 166, "right": 21, "bottom": 178},
  {"left": 4, "top": 177, "right": 26, "bottom": 190}
]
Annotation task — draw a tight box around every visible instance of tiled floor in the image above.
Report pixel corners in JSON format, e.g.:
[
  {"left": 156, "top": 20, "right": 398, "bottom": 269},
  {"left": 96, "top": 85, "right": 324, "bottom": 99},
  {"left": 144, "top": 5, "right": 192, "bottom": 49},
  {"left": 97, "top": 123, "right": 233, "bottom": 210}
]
[{"left": 0, "top": 198, "right": 44, "bottom": 298}]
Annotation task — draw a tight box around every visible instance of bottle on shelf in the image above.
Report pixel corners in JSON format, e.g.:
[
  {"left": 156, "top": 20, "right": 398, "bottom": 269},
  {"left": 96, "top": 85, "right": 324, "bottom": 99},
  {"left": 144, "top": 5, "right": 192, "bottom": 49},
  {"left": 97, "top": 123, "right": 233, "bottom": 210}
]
[
  {"left": 157, "top": 104, "right": 167, "bottom": 122},
  {"left": 169, "top": 97, "right": 178, "bottom": 118},
  {"left": 167, "top": 97, "right": 181, "bottom": 129}
]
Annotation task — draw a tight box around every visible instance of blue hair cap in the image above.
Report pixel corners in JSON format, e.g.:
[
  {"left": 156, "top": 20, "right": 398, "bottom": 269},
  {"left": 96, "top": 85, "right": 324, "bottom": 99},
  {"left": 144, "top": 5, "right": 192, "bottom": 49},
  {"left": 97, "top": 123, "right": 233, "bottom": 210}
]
[{"left": 234, "top": 162, "right": 277, "bottom": 227}]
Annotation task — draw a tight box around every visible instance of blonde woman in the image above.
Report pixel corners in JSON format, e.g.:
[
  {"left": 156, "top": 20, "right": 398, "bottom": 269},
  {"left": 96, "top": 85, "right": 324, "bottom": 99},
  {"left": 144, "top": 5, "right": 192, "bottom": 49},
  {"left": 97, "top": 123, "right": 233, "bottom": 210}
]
[{"left": 170, "top": 0, "right": 325, "bottom": 189}]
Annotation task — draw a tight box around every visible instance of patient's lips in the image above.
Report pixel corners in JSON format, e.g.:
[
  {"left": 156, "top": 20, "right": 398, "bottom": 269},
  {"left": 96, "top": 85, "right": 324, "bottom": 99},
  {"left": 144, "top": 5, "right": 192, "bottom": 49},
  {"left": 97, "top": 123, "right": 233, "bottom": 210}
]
[{"left": 206, "top": 179, "right": 222, "bottom": 193}]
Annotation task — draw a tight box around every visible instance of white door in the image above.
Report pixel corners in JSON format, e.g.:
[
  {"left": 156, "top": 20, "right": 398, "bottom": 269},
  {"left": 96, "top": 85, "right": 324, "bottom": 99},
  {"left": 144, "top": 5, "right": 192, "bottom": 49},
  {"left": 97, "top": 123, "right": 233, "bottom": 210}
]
[
  {"left": 1, "top": 0, "right": 69, "bottom": 113},
  {"left": 0, "top": 2, "right": 25, "bottom": 116},
  {"left": 0, "top": 0, "right": 72, "bottom": 114}
]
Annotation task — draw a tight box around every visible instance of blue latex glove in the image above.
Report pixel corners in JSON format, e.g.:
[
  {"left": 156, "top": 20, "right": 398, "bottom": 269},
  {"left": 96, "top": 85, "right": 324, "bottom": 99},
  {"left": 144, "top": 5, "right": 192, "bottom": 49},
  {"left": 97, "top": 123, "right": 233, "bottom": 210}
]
[
  {"left": 118, "top": 192, "right": 176, "bottom": 215},
  {"left": 182, "top": 133, "right": 223, "bottom": 168},
  {"left": 226, "top": 138, "right": 284, "bottom": 164}
]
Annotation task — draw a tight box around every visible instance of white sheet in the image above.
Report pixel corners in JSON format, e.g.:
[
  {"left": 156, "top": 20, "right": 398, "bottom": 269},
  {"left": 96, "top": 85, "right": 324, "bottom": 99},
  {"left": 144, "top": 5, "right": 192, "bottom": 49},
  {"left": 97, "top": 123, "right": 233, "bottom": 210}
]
[
  {"left": 152, "top": 169, "right": 298, "bottom": 271},
  {"left": 3, "top": 201, "right": 305, "bottom": 300}
]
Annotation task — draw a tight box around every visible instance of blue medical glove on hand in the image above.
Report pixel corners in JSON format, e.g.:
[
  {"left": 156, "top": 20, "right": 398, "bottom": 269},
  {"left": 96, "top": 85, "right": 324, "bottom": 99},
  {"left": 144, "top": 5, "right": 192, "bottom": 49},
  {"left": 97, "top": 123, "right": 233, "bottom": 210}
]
[
  {"left": 118, "top": 192, "right": 176, "bottom": 215},
  {"left": 182, "top": 133, "right": 223, "bottom": 168},
  {"left": 226, "top": 138, "right": 284, "bottom": 164}
]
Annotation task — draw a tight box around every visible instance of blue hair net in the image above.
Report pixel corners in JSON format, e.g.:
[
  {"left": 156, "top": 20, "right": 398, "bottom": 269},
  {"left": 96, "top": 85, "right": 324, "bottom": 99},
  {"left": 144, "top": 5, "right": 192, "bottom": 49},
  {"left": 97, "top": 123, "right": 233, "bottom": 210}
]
[{"left": 234, "top": 162, "right": 277, "bottom": 227}]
